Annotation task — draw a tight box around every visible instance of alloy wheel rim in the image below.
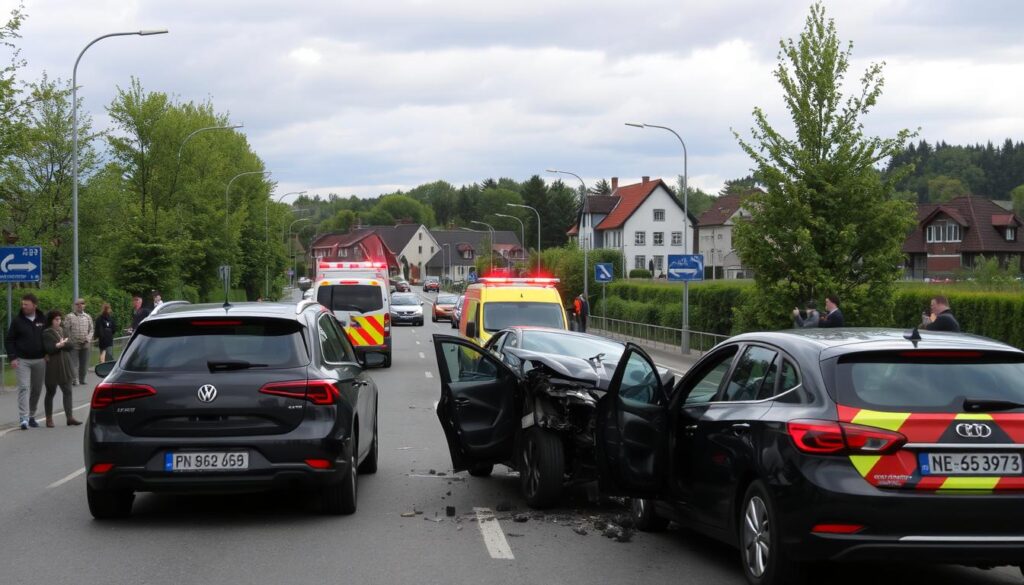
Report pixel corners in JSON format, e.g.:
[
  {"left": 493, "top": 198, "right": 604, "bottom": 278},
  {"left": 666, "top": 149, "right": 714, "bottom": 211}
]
[
  {"left": 742, "top": 496, "right": 770, "bottom": 577},
  {"left": 634, "top": 498, "right": 646, "bottom": 520}
]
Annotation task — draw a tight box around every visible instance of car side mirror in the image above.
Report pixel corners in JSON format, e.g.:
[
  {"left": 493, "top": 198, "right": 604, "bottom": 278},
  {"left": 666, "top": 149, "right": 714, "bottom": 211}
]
[
  {"left": 419, "top": 301, "right": 424, "bottom": 306},
  {"left": 466, "top": 322, "right": 478, "bottom": 338},
  {"left": 363, "top": 352, "right": 387, "bottom": 368},
  {"left": 95, "top": 361, "right": 116, "bottom": 378}
]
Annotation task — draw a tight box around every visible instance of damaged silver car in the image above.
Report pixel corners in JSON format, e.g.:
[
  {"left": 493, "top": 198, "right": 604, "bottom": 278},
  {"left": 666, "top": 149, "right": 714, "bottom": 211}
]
[{"left": 432, "top": 328, "right": 673, "bottom": 508}]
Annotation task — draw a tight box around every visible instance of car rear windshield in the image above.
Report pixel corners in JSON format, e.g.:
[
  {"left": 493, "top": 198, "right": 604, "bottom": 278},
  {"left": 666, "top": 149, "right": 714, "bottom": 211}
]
[
  {"left": 317, "top": 284, "right": 383, "bottom": 313},
  {"left": 483, "top": 302, "right": 563, "bottom": 332},
  {"left": 520, "top": 331, "right": 623, "bottom": 362},
  {"left": 437, "top": 294, "right": 458, "bottom": 304},
  {"left": 123, "top": 318, "right": 309, "bottom": 372},
  {"left": 834, "top": 350, "right": 1024, "bottom": 412}
]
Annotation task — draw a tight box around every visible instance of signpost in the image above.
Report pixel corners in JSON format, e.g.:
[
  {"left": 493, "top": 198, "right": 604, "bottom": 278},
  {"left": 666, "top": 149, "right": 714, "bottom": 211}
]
[
  {"left": 1, "top": 247, "right": 42, "bottom": 329},
  {"left": 595, "top": 263, "right": 613, "bottom": 321},
  {"left": 667, "top": 254, "right": 704, "bottom": 354}
]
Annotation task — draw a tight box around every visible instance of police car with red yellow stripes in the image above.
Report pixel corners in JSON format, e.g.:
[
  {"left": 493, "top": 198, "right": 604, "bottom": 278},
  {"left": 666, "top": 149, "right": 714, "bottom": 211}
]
[
  {"left": 593, "top": 328, "right": 1024, "bottom": 585},
  {"left": 313, "top": 262, "right": 392, "bottom": 368}
]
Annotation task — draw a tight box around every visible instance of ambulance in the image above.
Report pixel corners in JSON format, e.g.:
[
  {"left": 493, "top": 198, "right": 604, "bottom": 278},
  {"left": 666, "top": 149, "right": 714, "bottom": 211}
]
[
  {"left": 313, "top": 261, "right": 392, "bottom": 367},
  {"left": 458, "top": 277, "right": 568, "bottom": 346}
]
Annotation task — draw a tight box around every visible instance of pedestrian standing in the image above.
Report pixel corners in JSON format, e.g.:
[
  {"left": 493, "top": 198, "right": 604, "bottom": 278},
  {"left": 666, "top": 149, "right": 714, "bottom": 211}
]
[
  {"left": 95, "top": 303, "right": 117, "bottom": 362},
  {"left": 575, "top": 293, "right": 589, "bottom": 333},
  {"left": 791, "top": 300, "right": 820, "bottom": 328},
  {"left": 64, "top": 298, "right": 93, "bottom": 385},
  {"left": 126, "top": 294, "right": 151, "bottom": 335},
  {"left": 152, "top": 290, "right": 163, "bottom": 307},
  {"left": 42, "top": 310, "right": 82, "bottom": 427},
  {"left": 819, "top": 295, "right": 845, "bottom": 328},
  {"left": 923, "top": 295, "right": 961, "bottom": 332},
  {"left": 4, "top": 293, "right": 47, "bottom": 429}
]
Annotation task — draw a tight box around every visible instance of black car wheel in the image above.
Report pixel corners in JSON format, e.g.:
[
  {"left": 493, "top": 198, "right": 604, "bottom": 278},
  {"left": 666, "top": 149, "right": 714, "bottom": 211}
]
[
  {"left": 739, "top": 481, "right": 803, "bottom": 585},
  {"left": 358, "top": 409, "right": 379, "bottom": 474},
  {"left": 468, "top": 463, "right": 494, "bottom": 477},
  {"left": 382, "top": 352, "right": 392, "bottom": 368},
  {"left": 519, "top": 427, "right": 564, "bottom": 509},
  {"left": 631, "top": 497, "right": 669, "bottom": 531},
  {"left": 323, "top": 441, "right": 358, "bottom": 515},
  {"left": 87, "top": 484, "right": 134, "bottom": 520},
  {"left": 432, "top": 313, "right": 437, "bottom": 322},
  {"left": 450, "top": 318, "right": 457, "bottom": 329}
]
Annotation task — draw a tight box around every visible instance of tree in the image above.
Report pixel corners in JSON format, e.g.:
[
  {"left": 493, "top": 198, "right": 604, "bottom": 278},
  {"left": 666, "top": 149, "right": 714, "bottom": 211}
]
[
  {"left": 732, "top": 2, "right": 917, "bottom": 328},
  {"left": 674, "top": 175, "right": 716, "bottom": 217},
  {"left": 0, "top": 4, "right": 26, "bottom": 163},
  {"left": 927, "top": 175, "right": 969, "bottom": 202},
  {"left": 591, "top": 178, "right": 612, "bottom": 196},
  {"left": 373, "top": 194, "right": 436, "bottom": 226},
  {"left": 1011, "top": 184, "right": 1024, "bottom": 217}
]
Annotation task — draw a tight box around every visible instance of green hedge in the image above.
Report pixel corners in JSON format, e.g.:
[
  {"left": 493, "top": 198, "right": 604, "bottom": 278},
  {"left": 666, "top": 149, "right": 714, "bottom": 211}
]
[{"left": 628, "top": 269, "right": 652, "bottom": 279}]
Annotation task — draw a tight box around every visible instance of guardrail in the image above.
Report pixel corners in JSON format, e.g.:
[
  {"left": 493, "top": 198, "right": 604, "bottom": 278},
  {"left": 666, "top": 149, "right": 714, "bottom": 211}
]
[
  {"left": 1, "top": 335, "right": 131, "bottom": 392},
  {"left": 588, "top": 315, "right": 729, "bottom": 354}
]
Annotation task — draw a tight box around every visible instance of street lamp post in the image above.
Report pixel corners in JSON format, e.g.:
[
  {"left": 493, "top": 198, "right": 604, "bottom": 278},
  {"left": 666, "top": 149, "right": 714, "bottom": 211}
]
[
  {"left": 288, "top": 217, "right": 312, "bottom": 288},
  {"left": 494, "top": 213, "right": 525, "bottom": 269},
  {"left": 507, "top": 203, "right": 541, "bottom": 274},
  {"left": 266, "top": 191, "right": 306, "bottom": 298},
  {"left": 547, "top": 169, "right": 589, "bottom": 300},
  {"left": 626, "top": 122, "right": 691, "bottom": 353},
  {"left": 72, "top": 28, "right": 168, "bottom": 302},
  {"left": 470, "top": 221, "right": 496, "bottom": 272}
]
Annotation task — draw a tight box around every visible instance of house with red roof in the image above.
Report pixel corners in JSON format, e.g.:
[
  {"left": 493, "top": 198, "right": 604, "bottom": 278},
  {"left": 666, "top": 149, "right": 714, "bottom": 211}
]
[
  {"left": 695, "top": 192, "right": 754, "bottom": 279},
  {"left": 567, "top": 177, "right": 698, "bottom": 277},
  {"left": 902, "top": 196, "right": 1024, "bottom": 279}
]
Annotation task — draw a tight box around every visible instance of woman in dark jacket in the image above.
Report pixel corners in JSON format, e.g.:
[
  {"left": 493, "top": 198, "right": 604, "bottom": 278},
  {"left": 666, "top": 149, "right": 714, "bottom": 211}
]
[
  {"left": 42, "top": 310, "right": 82, "bottom": 427},
  {"left": 95, "top": 303, "right": 116, "bottom": 362}
]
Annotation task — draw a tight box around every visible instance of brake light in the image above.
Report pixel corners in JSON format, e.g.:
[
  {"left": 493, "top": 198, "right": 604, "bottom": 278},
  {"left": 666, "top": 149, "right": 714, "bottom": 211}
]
[
  {"left": 811, "top": 523, "right": 865, "bottom": 535},
  {"left": 337, "top": 280, "right": 359, "bottom": 285},
  {"left": 91, "top": 463, "right": 115, "bottom": 474},
  {"left": 478, "top": 276, "right": 560, "bottom": 286},
  {"left": 305, "top": 459, "right": 332, "bottom": 469},
  {"left": 319, "top": 261, "right": 387, "bottom": 269},
  {"left": 383, "top": 312, "right": 391, "bottom": 337},
  {"left": 258, "top": 380, "right": 339, "bottom": 405},
  {"left": 787, "top": 420, "right": 906, "bottom": 455},
  {"left": 91, "top": 383, "right": 158, "bottom": 409},
  {"left": 899, "top": 350, "right": 982, "bottom": 358},
  {"left": 190, "top": 320, "right": 242, "bottom": 326}
]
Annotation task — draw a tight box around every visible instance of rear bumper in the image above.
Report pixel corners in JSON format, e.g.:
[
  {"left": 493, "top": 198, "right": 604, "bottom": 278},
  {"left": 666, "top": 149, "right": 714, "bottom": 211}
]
[
  {"left": 801, "top": 535, "right": 1024, "bottom": 564},
  {"left": 87, "top": 461, "right": 351, "bottom": 493},
  {"left": 353, "top": 338, "right": 391, "bottom": 355}
]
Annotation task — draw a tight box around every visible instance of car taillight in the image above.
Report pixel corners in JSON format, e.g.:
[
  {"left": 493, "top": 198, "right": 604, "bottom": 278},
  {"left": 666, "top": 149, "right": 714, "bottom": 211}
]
[
  {"left": 259, "top": 380, "right": 339, "bottom": 405},
  {"left": 383, "top": 312, "right": 391, "bottom": 336},
  {"left": 787, "top": 420, "right": 906, "bottom": 455},
  {"left": 91, "top": 463, "right": 115, "bottom": 474},
  {"left": 811, "top": 523, "right": 865, "bottom": 535},
  {"left": 91, "top": 383, "right": 158, "bottom": 409}
]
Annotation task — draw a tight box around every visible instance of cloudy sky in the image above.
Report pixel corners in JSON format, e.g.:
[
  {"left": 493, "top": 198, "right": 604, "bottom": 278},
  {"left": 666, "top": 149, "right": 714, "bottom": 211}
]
[{"left": 5, "top": 0, "right": 1024, "bottom": 199}]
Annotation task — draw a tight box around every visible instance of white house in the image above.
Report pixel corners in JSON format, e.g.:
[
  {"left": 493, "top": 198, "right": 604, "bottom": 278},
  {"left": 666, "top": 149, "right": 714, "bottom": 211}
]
[
  {"left": 569, "top": 177, "right": 698, "bottom": 276},
  {"left": 374, "top": 224, "right": 440, "bottom": 284},
  {"left": 695, "top": 193, "right": 753, "bottom": 279}
]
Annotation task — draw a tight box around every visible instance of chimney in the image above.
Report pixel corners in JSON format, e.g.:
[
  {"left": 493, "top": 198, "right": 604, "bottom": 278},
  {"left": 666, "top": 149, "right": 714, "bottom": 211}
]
[
  {"left": 642, "top": 176, "right": 650, "bottom": 184},
  {"left": 611, "top": 177, "right": 618, "bottom": 191}
]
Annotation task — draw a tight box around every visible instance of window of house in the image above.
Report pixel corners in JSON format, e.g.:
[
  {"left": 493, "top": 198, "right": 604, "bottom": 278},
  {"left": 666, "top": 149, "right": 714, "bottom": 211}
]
[
  {"left": 418, "top": 233, "right": 422, "bottom": 240},
  {"left": 431, "top": 246, "right": 434, "bottom": 253},
  {"left": 634, "top": 255, "right": 646, "bottom": 270},
  {"left": 926, "top": 224, "right": 943, "bottom": 243},
  {"left": 653, "top": 209, "right": 665, "bottom": 222},
  {"left": 1007, "top": 227, "right": 1017, "bottom": 242},
  {"left": 418, "top": 246, "right": 422, "bottom": 254},
  {"left": 339, "top": 248, "right": 348, "bottom": 258},
  {"left": 653, "top": 232, "right": 664, "bottom": 246},
  {"left": 634, "top": 231, "right": 646, "bottom": 246},
  {"left": 946, "top": 223, "right": 961, "bottom": 242},
  {"left": 671, "top": 232, "right": 682, "bottom": 246},
  {"left": 653, "top": 256, "right": 664, "bottom": 273}
]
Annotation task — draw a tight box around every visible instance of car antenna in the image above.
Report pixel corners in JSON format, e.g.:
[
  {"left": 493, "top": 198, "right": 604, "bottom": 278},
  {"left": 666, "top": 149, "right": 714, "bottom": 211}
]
[{"left": 904, "top": 327, "right": 921, "bottom": 348}]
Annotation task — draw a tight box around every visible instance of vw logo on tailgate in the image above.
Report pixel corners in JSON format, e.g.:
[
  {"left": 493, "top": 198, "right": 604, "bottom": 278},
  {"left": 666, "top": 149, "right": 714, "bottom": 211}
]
[
  {"left": 955, "top": 422, "right": 993, "bottom": 439},
  {"left": 197, "top": 384, "right": 218, "bottom": 403}
]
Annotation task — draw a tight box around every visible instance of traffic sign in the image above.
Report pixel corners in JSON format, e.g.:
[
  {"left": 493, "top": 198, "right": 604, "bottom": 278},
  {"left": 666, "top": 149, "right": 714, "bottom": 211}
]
[
  {"left": 0, "top": 246, "right": 42, "bottom": 283},
  {"left": 667, "top": 254, "right": 704, "bottom": 282},
  {"left": 467, "top": 270, "right": 478, "bottom": 284},
  {"left": 595, "top": 263, "right": 613, "bottom": 283}
]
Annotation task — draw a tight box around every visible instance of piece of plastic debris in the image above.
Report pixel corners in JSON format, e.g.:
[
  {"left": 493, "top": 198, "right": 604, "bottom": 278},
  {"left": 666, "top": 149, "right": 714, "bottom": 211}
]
[
  {"left": 446, "top": 506, "right": 456, "bottom": 517},
  {"left": 513, "top": 513, "right": 529, "bottom": 523},
  {"left": 400, "top": 511, "right": 416, "bottom": 518}
]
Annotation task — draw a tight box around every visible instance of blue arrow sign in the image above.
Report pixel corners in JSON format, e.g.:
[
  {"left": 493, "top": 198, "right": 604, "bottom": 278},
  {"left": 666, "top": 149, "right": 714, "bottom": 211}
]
[
  {"left": 667, "top": 254, "right": 704, "bottom": 282},
  {"left": 0, "top": 246, "right": 42, "bottom": 283},
  {"left": 595, "top": 263, "right": 613, "bottom": 283}
]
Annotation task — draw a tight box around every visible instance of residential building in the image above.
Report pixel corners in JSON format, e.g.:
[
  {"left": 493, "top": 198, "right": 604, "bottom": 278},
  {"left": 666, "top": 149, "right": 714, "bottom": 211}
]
[
  {"left": 695, "top": 193, "right": 754, "bottom": 279},
  {"left": 902, "top": 196, "right": 1024, "bottom": 279},
  {"left": 425, "top": 229, "right": 523, "bottom": 283},
  {"left": 308, "top": 230, "right": 398, "bottom": 276},
  {"left": 568, "top": 177, "right": 698, "bottom": 277},
  {"left": 308, "top": 223, "right": 440, "bottom": 283}
]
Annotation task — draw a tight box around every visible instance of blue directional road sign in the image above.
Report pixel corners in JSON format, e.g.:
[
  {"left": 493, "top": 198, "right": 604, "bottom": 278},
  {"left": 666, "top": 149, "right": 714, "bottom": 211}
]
[
  {"left": 667, "top": 254, "right": 704, "bottom": 282},
  {"left": 594, "top": 263, "right": 614, "bottom": 283},
  {"left": 0, "top": 246, "right": 42, "bottom": 283},
  {"left": 467, "top": 270, "right": 478, "bottom": 284}
]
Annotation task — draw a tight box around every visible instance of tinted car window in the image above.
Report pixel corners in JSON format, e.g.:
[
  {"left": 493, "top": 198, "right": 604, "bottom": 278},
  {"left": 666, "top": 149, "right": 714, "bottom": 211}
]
[
  {"left": 681, "top": 346, "right": 737, "bottom": 405},
  {"left": 124, "top": 318, "right": 308, "bottom": 372},
  {"left": 440, "top": 342, "right": 498, "bottom": 382},
  {"left": 318, "top": 285, "right": 383, "bottom": 313},
  {"left": 722, "top": 346, "right": 779, "bottom": 402},
  {"left": 318, "top": 315, "right": 347, "bottom": 363},
  {"left": 391, "top": 293, "right": 420, "bottom": 306},
  {"left": 619, "top": 351, "right": 660, "bottom": 405},
  {"left": 835, "top": 351, "right": 1024, "bottom": 412},
  {"left": 519, "top": 331, "right": 624, "bottom": 363},
  {"left": 483, "top": 302, "right": 563, "bottom": 332},
  {"left": 437, "top": 294, "right": 459, "bottom": 305}
]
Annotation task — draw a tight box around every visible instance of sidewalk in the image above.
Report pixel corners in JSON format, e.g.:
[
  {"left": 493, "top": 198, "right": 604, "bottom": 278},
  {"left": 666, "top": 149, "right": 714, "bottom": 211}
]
[
  {"left": 589, "top": 326, "right": 705, "bottom": 375},
  {"left": 0, "top": 366, "right": 102, "bottom": 433}
]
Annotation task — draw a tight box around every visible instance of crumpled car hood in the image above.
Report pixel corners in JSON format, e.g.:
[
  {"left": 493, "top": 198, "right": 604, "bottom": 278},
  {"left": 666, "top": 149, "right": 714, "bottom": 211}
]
[{"left": 506, "top": 347, "right": 674, "bottom": 391}]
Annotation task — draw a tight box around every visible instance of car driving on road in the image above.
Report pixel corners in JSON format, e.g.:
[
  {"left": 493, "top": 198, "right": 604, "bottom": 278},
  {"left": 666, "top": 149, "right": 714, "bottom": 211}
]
[
  {"left": 84, "top": 300, "right": 382, "bottom": 519},
  {"left": 432, "top": 328, "right": 671, "bottom": 508},
  {"left": 390, "top": 293, "right": 424, "bottom": 326},
  {"left": 599, "top": 329, "right": 1024, "bottom": 585},
  {"left": 432, "top": 293, "right": 459, "bottom": 322},
  {"left": 450, "top": 294, "right": 465, "bottom": 329}
]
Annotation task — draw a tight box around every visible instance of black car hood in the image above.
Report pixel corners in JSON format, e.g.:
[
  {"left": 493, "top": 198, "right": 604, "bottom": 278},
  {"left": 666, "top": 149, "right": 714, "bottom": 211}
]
[{"left": 506, "top": 347, "right": 674, "bottom": 391}]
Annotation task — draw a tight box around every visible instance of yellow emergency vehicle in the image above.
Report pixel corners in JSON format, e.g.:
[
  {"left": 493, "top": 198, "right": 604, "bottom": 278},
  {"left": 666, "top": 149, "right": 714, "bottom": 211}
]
[
  {"left": 458, "top": 277, "right": 568, "bottom": 345},
  {"left": 314, "top": 261, "right": 392, "bottom": 367}
]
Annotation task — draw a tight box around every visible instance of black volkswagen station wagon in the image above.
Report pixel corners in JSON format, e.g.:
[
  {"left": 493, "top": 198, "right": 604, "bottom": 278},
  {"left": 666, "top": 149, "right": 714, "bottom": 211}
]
[
  {"left": 438, "top": 327, "right": 1024, "bottom": 584},
  {"left": 84, "top": 300, "right": 382, "bottom": 519}
]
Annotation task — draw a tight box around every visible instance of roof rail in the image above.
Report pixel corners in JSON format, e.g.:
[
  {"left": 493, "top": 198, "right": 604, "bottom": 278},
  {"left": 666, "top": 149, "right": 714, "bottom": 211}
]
[
  {"left": 295, "top": 299, "right": 319, "bottom": 314},
  {"left": 149, "top": 300, "right": 190, "bottom": 317}
]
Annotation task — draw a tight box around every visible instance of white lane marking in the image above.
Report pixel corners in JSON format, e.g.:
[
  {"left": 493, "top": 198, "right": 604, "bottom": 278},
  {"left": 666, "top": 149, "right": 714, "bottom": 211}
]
[
  {"left": 474, "top": 507, "right": 515, "bottom": 560},
  {"left": 425, "top": 371, "right": 433, "bottom": 379},
  {"left": 0, "top": 402, "right": 90, "bottom": 438},
  {"left": 47, "top": 467, "right": 85, "bottom": 489},
  {"left": 419, "top": 352, "right": 425, "bottom": 359},
  {"left": 416, "top": 340, "right": 421, "bottom": 345}
]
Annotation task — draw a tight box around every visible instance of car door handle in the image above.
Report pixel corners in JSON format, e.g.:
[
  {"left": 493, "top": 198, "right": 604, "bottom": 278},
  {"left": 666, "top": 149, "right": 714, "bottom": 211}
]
[
  {"left": 684, "top": 424, "right": 698, "bottom": 436},
  {"left": 730, "top": 423, "right": 751, "bottom": 432},
  {"left": 454, "top": 397, "right": 471, "bottom": 408}
]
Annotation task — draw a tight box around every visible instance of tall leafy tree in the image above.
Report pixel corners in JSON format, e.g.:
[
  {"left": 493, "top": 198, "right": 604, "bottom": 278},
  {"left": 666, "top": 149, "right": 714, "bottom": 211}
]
[{"left": 732, "top": 2, "right": 916, "bottom": 328}]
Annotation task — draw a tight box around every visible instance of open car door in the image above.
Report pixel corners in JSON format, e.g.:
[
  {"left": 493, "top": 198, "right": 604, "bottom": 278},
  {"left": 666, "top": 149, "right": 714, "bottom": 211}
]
[
  {"left": 596, "top": 343, "right": 671, "bottom": 497},
  {"left": 432, "top": 334, "right": 520, "bottom": 472}
]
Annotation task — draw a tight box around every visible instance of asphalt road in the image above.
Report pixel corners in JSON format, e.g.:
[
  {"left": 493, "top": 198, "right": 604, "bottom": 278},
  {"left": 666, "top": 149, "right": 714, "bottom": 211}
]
[{"left": 0, "top": 292, "right": 1019, "bottom": 585}]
